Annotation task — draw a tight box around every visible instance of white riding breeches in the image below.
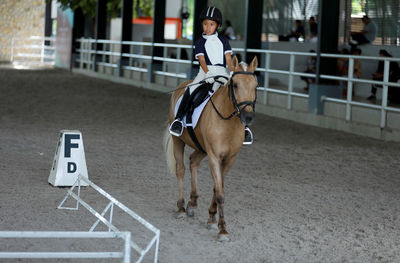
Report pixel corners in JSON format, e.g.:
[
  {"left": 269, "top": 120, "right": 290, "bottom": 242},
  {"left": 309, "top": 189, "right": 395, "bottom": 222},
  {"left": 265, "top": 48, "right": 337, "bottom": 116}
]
[{"left": 188, "top": 65, "right": 229, "bottom": 94}]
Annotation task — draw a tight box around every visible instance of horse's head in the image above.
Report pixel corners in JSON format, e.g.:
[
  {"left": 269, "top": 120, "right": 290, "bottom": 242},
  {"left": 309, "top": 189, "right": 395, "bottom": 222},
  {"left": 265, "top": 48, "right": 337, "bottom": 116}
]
[{"left": 230, "top": 56, "right": 258, "bottom": 126}]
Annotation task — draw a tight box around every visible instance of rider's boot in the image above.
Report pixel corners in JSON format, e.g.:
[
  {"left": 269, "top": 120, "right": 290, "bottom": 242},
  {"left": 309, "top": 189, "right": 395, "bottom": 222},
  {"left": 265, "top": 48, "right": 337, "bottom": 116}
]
[
  {"left": 169, "top": 89, "right": 191, "bottom": 136},
  {"left": 243, "top": 126, "right": 253, "bottom": 145}
]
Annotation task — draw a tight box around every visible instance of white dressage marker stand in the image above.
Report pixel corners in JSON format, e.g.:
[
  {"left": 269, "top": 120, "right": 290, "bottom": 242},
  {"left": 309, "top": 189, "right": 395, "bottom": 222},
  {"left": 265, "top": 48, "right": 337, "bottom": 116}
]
[
  {"left": 48, "top": 130, "right": 89, "bottom": 186},
  {"left": 58, "top": 174, "right": 160, "bottom": 263}
]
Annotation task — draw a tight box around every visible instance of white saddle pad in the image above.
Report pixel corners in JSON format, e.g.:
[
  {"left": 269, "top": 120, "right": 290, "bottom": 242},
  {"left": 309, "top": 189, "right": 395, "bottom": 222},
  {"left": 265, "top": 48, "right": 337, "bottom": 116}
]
[{"left": 174, "top": 91, "right": 214, "bottom": 129}]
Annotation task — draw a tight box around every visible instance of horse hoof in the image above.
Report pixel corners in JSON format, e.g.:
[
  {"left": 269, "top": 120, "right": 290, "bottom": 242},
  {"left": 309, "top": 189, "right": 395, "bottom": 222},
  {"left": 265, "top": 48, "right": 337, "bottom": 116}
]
[
  {"left": 207, "top": 223, "right": 218, "bottom": 230},
  {"left": 176, "top": 212, "right": 186, "bottom": 219},
  {"left": 186, "top": 206, "right": 195, "bottom": 217},
  {"left": 186, "top": 208, "right": 194, "bottom": 217},
  {"left": 217, "top": 234, "right": 230, "bottom": 242}
]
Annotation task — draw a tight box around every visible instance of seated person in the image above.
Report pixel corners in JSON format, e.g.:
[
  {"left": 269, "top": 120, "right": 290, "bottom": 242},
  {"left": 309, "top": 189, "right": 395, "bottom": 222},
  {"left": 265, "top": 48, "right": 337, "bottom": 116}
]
[
  {"left": 367, "top": 50, "right": 399, "bottom": 100},
  {"left": 337, "top": 48, "right": 361, "bottom": 97},
  {"left": 279, "top": 20, "right": 305, "bottom": 42},
  {"left": 223, "top": 20, "right": 236, "bottom": 40},
  {"left": 292, "top": 20, "right": 305, "bottom": 41},
  {"left": 350, "top": 16, "right": 377, "bottom": 47}
]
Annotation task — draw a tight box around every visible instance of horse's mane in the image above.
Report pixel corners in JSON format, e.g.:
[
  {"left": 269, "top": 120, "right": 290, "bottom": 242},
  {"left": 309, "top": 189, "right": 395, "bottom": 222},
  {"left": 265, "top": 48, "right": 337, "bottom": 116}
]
[{"left": 239, "top": 61, "right": 248, "bottom": 72}]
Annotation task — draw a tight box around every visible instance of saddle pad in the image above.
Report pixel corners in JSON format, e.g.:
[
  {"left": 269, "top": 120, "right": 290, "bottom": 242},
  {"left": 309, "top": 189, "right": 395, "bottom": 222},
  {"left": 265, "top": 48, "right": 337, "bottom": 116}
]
[{"left": 174, "top": 91, "right": 214, "bottom": 129}]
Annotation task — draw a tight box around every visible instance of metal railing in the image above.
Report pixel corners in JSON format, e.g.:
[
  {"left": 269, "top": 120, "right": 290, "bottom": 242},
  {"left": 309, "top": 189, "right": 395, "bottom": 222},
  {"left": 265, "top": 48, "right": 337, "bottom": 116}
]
[
  {"left": 75, "top": 38, "right": 400, "bottom": 129},
  {"left": 11, "top": 36, "right": 56, "bottom": 65},
  {"left": 0, "top": 231, "right": 131, "bottom": 262}
]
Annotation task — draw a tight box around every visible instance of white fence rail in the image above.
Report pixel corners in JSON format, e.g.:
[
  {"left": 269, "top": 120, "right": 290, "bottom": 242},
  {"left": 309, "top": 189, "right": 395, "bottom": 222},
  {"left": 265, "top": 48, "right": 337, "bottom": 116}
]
[
  {"left": 75, "top": 38, "right": 400, "bottom": 129},
  {"left": 0, "top": 231, "right": 131, "bottom": 262},
  {"left": 11, "top": 36, "right": 56, "bottom": 65},
  {"left": 58, "top": 174, "right": 160, "bottom": 263}
]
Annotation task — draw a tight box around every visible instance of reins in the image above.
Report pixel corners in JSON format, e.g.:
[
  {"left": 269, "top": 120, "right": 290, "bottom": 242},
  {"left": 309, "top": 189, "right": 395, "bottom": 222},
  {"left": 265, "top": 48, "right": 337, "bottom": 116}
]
[{"left": 209, "top": 71, "right": 258, "bottom": 120}]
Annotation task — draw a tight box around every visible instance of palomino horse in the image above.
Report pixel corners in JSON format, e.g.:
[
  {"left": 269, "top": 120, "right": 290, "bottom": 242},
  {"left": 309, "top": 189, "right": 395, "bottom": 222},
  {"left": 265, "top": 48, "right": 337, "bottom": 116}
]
[{"left": 164, "top": 56, "right": 258, "bottom": 241}]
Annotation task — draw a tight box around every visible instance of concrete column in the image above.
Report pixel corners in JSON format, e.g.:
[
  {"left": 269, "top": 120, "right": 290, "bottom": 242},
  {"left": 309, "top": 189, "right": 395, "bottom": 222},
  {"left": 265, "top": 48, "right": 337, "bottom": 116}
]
[
  {"left": 95, "top": 0, "right": 107, "bottom": 50},
  {"left": 316, "top": 0, "right": 340, "bottom": 84},
  {"left": 152, "top": 0, "right": 166, "bottom": 57},
  {"left": 121, "top": 0, "right": 133, "bottom": 53},
  {"left": 193, "top": 0, "right": 208, "bottom": 44},
  {"left": 310, "top": 0, "right": 341, "bottom": 115},
  {"left": 45, "top": 2, "right": 52, "bottom": 42},
  {"left": 72, "top": 8, "right": 84, "bottom": 51},
  {"left": 118, "top": 0, "right": 133, "bottom": 76},
  {"left": 148, "top": 0, "right": 166, "bottom": 82},
  {"left": 190, "top": 0, "right": 208, "bottom": 78},
  {"left": 94, "top": 0, "right": 107, "bottom": 70},
  {"left": 244, "top": 0, "right": 263, "bottom": 64}
]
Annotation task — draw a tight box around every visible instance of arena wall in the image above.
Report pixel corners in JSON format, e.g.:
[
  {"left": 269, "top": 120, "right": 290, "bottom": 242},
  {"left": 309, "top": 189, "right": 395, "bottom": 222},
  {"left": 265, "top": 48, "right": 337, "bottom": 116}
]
[{"left": 0, "top": 0, "right": 45, "bottom": 62}]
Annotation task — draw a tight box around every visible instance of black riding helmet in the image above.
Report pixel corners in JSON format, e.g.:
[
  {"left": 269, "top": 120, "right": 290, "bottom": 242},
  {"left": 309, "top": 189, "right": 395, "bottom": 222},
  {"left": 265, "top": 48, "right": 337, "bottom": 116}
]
[{"left": 200, "top": 6, "right": 222, "bottom": 26}]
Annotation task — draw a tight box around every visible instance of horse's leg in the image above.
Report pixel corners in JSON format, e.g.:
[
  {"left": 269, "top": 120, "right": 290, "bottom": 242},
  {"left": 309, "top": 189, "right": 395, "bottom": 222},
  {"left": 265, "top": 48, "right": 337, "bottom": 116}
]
[
  {"left": 173, "top": 137, "right": 186, "bottom": 216},
  {"left": 207, "top": 155, "right": 229, "bottom": 240},
  {"left": 186, "top": 150, "right": 206, "bottom": 217},
  {"left": 207, "top": 187, "right": 218, "bottom": 228},
  {"left": 221, "top": 154, "right": 237, "bottom": 189}
]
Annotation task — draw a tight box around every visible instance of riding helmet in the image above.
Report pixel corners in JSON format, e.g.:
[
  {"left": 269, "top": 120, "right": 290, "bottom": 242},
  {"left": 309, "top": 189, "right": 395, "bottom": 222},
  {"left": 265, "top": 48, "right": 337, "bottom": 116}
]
[{"left": 200, "top": 6, "right": 222, "bottom": 26}]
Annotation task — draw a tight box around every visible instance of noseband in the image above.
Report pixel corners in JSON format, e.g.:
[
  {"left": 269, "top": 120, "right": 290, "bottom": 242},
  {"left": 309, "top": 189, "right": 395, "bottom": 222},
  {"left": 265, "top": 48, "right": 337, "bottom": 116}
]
[{"left": 211, "top": 71, "right": 258, "bottom": 120}]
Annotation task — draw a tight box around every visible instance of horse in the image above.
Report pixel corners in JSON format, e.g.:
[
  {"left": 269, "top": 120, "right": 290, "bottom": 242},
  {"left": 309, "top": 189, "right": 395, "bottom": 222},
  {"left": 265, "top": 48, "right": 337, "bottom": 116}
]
[{"left": 164, "top": 56, "right": 258, "bottom": 241}]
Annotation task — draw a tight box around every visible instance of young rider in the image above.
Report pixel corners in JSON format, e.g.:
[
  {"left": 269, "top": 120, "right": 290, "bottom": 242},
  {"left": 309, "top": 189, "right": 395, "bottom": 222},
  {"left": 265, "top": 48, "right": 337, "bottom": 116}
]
[{"left": 169, "top": 6, "right": 253, "bottom": 144}]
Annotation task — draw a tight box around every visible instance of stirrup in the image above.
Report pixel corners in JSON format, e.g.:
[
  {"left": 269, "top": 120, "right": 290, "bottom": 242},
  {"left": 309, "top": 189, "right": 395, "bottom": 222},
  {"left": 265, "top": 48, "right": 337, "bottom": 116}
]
[
  {"left": 243, "top": 127, "right": 253, "bottom": 145},
  {"left": 169, "top": 119, "right": 184, "bottom": 137}
]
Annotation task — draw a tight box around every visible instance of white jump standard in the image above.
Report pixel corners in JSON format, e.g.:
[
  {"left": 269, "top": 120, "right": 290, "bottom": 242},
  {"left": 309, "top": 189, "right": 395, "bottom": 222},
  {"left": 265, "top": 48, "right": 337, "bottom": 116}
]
[{"left": 58, "top": 174, "right": 161, "bottom": 263}]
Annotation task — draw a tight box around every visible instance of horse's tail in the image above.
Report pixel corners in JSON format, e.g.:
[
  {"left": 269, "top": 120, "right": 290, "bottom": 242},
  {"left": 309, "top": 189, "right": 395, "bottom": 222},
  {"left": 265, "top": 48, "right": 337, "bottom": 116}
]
[{"left": 163, "top": 124, "right": 176, "bottom": 174}]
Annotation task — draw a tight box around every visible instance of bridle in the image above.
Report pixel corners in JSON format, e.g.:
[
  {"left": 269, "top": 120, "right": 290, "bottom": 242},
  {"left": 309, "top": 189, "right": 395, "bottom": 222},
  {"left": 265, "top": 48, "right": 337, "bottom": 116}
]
[{"left": 210, "top": 71, "right": 258, "bottom": 120}]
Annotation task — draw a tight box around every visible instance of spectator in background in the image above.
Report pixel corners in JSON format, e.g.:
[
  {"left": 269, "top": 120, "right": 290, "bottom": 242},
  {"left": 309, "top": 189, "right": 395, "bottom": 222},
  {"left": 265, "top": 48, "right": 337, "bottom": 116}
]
[
  {"left": 309, "top": 16, "right": 318, "bottom": 42},
  {"left": 292, "top": 20, "right": 305, "bottom": 41},
  {"left": 223, "top": 20, "right": 236, "bottom": 40},
  {"left": 301, "top": 50, "right": 316, "bottom": 91},
  {"left": 279, "top": 20, "right": 305, "bottom": 42},
  {"left": 337, "top": 48, "right": 361, "bottom": 97},
  {"left": 352, "top": 48, "right": 362, "bottom": 79},
  {"left": 337, "top": 48, "right": 350, "bottom": 76},
  {"left": 367, "top": 49, "right": 399, "bottom": 101},
  {"left": 389, "top": 66, "right": 400, "bottom": 104},
  {"left": 338, "top": 48, "right": 362, "bottom": 78},
  {"left": 350, "top": 16, "right": 377, "bottom": 48}
]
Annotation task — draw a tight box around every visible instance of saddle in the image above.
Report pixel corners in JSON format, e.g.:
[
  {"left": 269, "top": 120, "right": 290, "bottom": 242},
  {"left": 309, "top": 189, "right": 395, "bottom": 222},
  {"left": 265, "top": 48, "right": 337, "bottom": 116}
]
[
  {"left": 185, "top": 83, "right": 213, "bottom": 153},
  {"left": 188, "top": 83, "right": 213, "bottom": 112}
]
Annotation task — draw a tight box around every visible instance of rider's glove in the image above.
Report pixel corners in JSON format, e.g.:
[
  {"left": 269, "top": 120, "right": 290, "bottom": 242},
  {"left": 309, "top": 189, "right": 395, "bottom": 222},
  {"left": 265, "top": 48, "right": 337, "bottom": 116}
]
[
  {"left": 229, "top": 71, "right": 234, "bottom": 78},
  {"left": 205, "top": 71, "right": 215, "bottom": 84}
]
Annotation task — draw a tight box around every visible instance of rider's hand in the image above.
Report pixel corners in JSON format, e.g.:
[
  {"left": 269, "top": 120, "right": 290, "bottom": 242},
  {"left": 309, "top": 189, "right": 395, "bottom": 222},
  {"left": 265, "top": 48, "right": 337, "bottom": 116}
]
[
  {"left": 205, "top": 71, "right": 215, "bottom": 84},
  {"left": 229, "top": 71, "right": 234, "bottom": 78},
  {"left": 216, "top": 76, "right": 228, "bottom": 86}
]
